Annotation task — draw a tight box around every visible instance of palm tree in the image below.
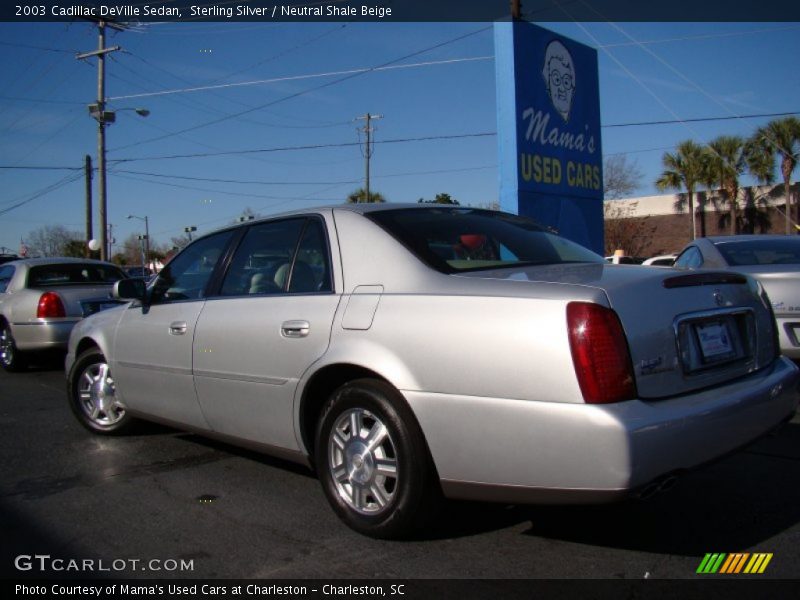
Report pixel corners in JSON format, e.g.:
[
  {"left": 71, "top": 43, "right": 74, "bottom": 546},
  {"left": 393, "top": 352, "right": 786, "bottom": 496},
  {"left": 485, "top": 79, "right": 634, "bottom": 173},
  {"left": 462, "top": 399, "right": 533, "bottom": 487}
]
[
  {"left": 704, "top": 135, "right": 748, "bottom": 235},
  {"left": 749, "top": 117, "right": 800, "bottom": 234},
  {"left": 346, "top": 188, "right": 386, "bottom": 204},
  {"left": 656, "top": 140, "right": 707, "bottom": 240}
]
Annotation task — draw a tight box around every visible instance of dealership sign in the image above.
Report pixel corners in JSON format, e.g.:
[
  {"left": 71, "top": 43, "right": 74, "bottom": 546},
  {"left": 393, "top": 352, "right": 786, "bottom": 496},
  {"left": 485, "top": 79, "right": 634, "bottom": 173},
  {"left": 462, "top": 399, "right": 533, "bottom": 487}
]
[{"left": 495, "top": 20, "right": 603, "bottom": 254}]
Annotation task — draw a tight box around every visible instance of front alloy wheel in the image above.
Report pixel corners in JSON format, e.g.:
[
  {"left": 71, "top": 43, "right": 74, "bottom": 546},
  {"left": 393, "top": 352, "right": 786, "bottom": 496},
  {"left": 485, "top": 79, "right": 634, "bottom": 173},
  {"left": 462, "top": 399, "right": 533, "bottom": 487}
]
[
  {"left": 316, "top": 379, "right": 440, "bottom": 539},
  {"left": 68, "top": 348, "right": 133, "bottom": 434}
]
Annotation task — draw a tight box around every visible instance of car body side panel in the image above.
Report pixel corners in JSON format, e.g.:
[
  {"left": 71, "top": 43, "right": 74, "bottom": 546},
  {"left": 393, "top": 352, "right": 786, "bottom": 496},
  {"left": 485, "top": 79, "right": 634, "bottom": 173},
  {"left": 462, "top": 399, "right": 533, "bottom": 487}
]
[
  {"left": 406, "top": 357, "right": 798, "bottom": 498},
  {"left": 111, "top": 301, "right": 210, "bottom": 430},
  {"left": 193, "top": 293, "right": 341, "bottom": 449}
]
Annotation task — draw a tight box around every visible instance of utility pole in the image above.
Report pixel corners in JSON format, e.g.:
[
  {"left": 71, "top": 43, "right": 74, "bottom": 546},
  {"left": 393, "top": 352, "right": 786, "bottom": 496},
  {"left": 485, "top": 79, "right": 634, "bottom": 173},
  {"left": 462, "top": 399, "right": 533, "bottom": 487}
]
[
  {"left": 511, "top": 0, "right": 521, "bottom": 19},
  {"left": 356, "top": 113, "right": 382, "bottom": 203},
  {"left": 84, "top": 155, "right": 93, "bottom": 257},
  {"left": 77, "top": 19, "right": 122, "bottom": 261}
]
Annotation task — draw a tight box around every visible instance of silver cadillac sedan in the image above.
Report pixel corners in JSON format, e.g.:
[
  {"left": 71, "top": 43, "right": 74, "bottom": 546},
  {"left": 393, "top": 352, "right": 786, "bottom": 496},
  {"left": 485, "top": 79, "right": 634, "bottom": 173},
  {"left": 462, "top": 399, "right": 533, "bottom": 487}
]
[
  {"left": 675, "top": 235, "right": 800, "bottom": 362},
  {"left": 0, "top": 258, "right": 126, "bottom": 371},
  {"left": 65, "top": 205, "right": 799, "bottom": 538}
]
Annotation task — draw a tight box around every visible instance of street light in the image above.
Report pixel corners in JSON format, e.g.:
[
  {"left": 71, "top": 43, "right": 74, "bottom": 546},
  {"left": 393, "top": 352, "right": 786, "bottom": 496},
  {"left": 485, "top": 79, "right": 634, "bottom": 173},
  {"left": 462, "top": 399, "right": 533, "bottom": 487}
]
[
  {"left": 185, "top": 226, "right": 197, "bottom": 242},
  {"left": 88, "top": 104, "right": 149, "bottom": 261},
  {"left": 127, "top": 214, "right": 150, "bottom": 268}
]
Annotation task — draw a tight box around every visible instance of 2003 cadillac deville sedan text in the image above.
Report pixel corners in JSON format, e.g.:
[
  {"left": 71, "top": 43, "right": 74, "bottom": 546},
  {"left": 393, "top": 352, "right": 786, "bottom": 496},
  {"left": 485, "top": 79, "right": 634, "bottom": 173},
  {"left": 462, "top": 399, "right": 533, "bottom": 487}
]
[{"left": 65, "top": 205, "right": 799, "bottom": 537}]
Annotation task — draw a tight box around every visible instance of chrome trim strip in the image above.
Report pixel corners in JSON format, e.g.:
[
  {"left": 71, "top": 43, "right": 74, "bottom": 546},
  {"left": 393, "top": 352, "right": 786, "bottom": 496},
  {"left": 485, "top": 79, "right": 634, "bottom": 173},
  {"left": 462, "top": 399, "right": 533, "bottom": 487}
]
[
  {"left": 116, "top": 361, "right": 193, "bottom": 376},
  {"left": 12, "top": 319, "right": 80, "bottom": 326},
  {"left": 193, "top": 370, "right": 288, "bottom": 386}
]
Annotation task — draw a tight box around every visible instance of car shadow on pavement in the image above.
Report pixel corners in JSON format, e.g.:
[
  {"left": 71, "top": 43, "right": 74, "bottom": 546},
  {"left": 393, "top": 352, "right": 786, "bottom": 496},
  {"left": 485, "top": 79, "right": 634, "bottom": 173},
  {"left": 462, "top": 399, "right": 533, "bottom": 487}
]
[
  {"left": 173, "top": 433, "right": 317, "bottom": 479},
  {"left": 423, "top": 422, "right": 800, "bottom": 552},
  {"left": 0, "top": 499, "right": 104, "bottom": 579},
  {"left": 20, "top": 351, "right": 67, "bottom": 372},
  {"left": 514, "top": 422, "right": 800, "bottom": 555}
]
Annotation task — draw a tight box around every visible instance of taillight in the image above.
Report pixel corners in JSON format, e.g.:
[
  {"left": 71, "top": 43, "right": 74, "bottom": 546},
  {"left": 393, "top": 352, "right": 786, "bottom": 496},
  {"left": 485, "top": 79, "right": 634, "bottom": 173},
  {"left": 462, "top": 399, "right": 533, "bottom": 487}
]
[
  {"left": 567, "top": 302, "right": 637, "bottom": 404},
  {"left": 37, "top": 292, "right": 66, "bottom": 318}
]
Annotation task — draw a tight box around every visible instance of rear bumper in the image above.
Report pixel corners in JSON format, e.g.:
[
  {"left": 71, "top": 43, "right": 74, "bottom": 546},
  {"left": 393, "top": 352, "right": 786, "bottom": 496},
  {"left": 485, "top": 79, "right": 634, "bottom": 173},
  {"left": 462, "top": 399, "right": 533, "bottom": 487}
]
[
  {"left": 11, "top": 319, "right": 79, "bottom": 352},
  {"left": 777, "top": 315, "right": 800, "bottom": 359},
  {"left": 404, "top": 357, "right": 799, "bottom": 504}
]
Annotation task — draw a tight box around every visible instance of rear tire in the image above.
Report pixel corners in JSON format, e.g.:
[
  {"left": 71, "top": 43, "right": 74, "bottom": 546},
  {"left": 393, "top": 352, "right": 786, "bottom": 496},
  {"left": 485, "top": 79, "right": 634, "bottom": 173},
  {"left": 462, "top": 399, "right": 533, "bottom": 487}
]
[
  {"left": 67, "top": 348, "right": 134, "bottom": 435},
  {"left": 315, "top": 378, "right": 440, "bottom": 539},
  {"left": 0, "top": 323, "right": 27, "bottom": 372}
]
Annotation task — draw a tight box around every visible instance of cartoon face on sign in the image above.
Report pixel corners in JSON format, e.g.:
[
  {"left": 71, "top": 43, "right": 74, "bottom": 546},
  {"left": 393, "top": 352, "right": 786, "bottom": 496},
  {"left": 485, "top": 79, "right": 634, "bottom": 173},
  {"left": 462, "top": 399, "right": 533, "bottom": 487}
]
[{"left": 542, "top": 40, "right": 575, "bottom": 122}]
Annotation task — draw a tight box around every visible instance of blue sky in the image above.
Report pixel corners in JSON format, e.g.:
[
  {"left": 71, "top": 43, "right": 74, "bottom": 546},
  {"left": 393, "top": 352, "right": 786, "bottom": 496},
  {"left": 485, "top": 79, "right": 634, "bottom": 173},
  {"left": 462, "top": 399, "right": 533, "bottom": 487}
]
[{"left": 0, "top": 20, "right": 798, "bottom": 254}]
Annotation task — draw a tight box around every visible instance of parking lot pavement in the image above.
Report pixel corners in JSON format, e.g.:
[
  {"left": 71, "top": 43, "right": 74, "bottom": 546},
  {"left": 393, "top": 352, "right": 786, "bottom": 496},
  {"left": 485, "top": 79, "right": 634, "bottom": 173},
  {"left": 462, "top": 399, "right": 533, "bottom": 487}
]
[{"left": 2, "top": 363, "right": 800, "bottom": 580}]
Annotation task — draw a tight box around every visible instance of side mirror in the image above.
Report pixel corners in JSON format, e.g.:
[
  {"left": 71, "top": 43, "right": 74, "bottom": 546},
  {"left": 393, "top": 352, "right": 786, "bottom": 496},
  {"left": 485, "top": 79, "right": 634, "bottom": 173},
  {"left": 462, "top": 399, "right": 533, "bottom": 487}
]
[{"left": 113, "top": 278, "right": 147, "bottom": 301}]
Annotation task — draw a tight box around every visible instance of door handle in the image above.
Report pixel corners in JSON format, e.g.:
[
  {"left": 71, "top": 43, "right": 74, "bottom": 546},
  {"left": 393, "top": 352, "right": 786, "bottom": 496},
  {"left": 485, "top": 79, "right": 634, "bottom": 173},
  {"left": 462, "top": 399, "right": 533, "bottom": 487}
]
[
  {"left": 281, "top": 320, "right": 310, "bottom": 338},
  {"left": 169, "top": 321, "right": 188, "bottom": 335}
]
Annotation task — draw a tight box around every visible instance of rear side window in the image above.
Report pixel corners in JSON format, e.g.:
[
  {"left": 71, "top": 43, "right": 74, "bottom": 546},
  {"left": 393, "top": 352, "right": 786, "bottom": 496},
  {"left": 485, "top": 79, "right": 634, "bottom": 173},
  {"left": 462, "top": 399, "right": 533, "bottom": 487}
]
[
  {"left": 220, "top": 217, "right": 332, "bottom": 296},
  {"left": 27, "top": 264, "right": 126, "bottom": 287},
  {"left": 674, "top": 247, "right": 704, "bottom": 269},
  {"left": 0, "top": 265, "right": 14, "bottom": 293},
  {"left": 716, "top": 239, "right": 800, "bottom": 266},
  {"left": 367, "top": 208, "right": 602, "bottom": 273}
]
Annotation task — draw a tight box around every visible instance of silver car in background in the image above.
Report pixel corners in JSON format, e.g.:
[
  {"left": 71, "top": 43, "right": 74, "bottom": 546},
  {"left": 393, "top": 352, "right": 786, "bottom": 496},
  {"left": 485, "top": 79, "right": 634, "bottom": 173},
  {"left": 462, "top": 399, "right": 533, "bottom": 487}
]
[
  {"left": 65, "top": 205, "right": 799, "bottom": 538},
  {"left": 675, "top": 235, "right": 800, "bottom": 362},
  {"left": 0, "top": 258, "right": 126, "bottom": 371}
]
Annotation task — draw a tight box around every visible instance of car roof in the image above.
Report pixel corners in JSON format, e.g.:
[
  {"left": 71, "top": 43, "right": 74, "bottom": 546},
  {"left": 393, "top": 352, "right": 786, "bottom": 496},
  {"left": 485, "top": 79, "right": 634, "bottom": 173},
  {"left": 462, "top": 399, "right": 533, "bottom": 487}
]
[
  {"left": 703, "top": 234, "right": 800, "bottom": 244},
  {"left": 4, "top": 257, "right": 120, "bottom": 268},
  {"left": 202, "top": 203, "right": 491, "bottom": 239}
]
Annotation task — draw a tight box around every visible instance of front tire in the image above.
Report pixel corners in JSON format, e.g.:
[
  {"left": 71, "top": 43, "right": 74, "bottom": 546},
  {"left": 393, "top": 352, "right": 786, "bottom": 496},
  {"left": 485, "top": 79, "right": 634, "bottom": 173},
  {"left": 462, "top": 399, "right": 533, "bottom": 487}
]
[
  {"left": 68, "top": 348, "right": 134, "bottom": 435},
  {"left": 0, "top": 323, "right": 27, "bottom": 372},
  {"left": 315, "top": 379, "right": 440, "bottom": 539}
]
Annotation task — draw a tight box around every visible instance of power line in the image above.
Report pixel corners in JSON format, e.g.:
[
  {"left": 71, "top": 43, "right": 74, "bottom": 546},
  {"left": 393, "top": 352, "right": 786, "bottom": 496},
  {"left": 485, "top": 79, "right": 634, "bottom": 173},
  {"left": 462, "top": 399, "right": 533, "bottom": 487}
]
[
  {"left": 112, "top": 164, "right": 496, "bottom": 186},
  {"left": 108, "top": 55, "right": 494, "bottom": 102},
  {"left": 0, "top": 40, "right": 75, "bottom": 53},
  {"left": 0, "top": 95, "right": 85, "bottom": 105},
  {"left": 108, "top": 25, "right": 492, "bottom": 153},
  {"left": 0, "top": 172, "right": 83, "bottom": 216},
  {"left": 111, "top": 132, "right": 495, "bottom": 163},
  {"left": 597, "top": 24, "right": 800, "bottom": 48},
  {"left": 117, "top": 51, "right": 354, "bottom": 129},
  {"left": 0, "top": 166, "right": 82, "bottom": 171},
  {"left": 604, "top": 111, "right": 799, "bottom": 128}
]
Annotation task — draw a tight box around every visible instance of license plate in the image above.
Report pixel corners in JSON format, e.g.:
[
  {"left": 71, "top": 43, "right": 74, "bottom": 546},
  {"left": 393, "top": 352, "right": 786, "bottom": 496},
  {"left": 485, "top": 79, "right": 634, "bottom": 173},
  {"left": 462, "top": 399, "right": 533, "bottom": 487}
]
[{"left": 695, "top": 321, "right": 734, "bottom": 361}]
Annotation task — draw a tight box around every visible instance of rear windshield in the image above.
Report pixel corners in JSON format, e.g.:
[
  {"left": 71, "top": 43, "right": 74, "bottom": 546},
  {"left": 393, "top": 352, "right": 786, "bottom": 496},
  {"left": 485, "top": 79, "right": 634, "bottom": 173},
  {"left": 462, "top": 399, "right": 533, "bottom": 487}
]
[
  {"left": 366, "top": 208, "right": 603, "bottom": 273},
  {"left": 28, "top": 264, "right": 126, "bottom": 287},
  {"left": 715, "top": 239, "right": 800, "bottom": 266}
]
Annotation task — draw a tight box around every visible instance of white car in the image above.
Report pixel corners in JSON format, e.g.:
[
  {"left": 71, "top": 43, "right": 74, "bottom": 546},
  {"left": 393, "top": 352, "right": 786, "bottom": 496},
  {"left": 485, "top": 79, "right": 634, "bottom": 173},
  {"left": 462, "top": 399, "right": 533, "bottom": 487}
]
[{"left": 642, "top": 254, "right": 677, "bottom": 267}]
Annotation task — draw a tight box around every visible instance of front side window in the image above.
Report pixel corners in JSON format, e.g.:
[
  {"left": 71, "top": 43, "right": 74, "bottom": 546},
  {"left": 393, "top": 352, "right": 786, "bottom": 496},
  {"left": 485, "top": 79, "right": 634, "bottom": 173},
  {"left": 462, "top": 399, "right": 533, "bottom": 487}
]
[
  {"left": 151, "top": 230, "right": 234, "bottom": 304},
  {"left": 367, "top": 208, "right": 603, "bottom": 273}
]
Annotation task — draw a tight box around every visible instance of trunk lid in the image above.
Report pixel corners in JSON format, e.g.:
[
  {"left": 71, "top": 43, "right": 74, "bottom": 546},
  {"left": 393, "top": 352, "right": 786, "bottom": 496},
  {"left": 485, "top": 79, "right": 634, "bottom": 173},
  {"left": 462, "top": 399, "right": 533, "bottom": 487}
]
[
  {"left": 457, "top": 263, "right": 777, "bottom": 399},
  {"left": 31, "top": 285, "right": 121, "bottom": 318}
]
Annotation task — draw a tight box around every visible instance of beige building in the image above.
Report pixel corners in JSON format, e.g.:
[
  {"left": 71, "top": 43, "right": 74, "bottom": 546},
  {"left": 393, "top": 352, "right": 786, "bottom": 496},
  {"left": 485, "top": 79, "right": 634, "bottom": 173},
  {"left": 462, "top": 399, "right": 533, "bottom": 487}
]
[{"left": 604, "top": 184, "right": 798, "bottom": 257}]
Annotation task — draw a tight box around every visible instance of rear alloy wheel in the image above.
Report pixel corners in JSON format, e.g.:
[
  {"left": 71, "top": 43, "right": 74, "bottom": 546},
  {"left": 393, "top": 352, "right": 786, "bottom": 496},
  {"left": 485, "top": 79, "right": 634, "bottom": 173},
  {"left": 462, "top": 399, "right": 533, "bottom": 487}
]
[
  {"left": 68, "top": 348, "right": 133, "bottom": 435},
  {"left": 0, "top": 324, "right": 27, "bottom": 372},
  {"left": 315, "top": 379, "right": 440, "bottom": 538}
]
